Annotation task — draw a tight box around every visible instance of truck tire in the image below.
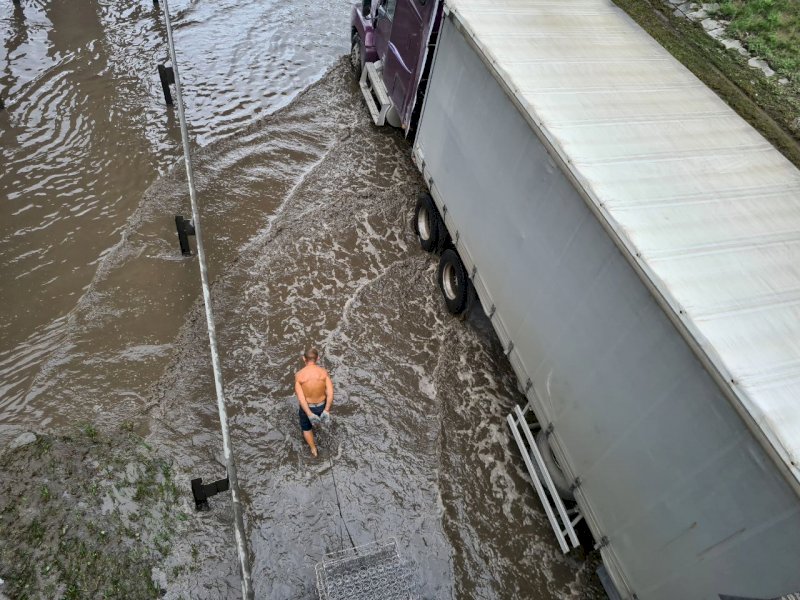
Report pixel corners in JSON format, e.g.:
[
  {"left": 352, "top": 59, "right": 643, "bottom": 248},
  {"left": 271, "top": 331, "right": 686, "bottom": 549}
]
[
  {"left": 350, "top": 32, "right": 363, "bottom": 78},
  {"left": 414, "top": 192, "right": 446, "bottom": 253},
  {"left": 535, "top": 429, "right": 574, "bottom": 501},
  {"left": 438, "top": 249, "right": 469, "bottom": 315}
]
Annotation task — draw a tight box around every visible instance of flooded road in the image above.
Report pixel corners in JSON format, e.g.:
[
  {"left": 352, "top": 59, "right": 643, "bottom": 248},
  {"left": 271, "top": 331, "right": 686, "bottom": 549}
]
[
  {"left": 1, "top": 1, "right": 603, "bottom": 597},
  {"left": 1, "top": 0, "right": 348, "bottom": 426}
]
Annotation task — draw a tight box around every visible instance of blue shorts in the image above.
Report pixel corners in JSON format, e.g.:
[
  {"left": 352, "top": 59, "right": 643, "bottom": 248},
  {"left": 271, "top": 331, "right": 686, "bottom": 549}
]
[{"left": 299, "top": 403, "right": 326, "bottom": 432}]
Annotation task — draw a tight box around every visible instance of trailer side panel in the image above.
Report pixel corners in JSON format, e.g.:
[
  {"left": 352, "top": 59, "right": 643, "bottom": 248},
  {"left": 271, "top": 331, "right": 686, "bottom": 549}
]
[{"left": 413, "top": 17, "right": 800, "bottom": 600}]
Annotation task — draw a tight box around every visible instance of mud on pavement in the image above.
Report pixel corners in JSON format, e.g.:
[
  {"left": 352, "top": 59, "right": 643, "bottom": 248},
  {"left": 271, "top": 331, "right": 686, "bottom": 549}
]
[
  {"left": 1, "top": 61, "right": 604, "bottom": 599},
  {"left": 0, "top": 426, "right": 187, "bottom": 599}
]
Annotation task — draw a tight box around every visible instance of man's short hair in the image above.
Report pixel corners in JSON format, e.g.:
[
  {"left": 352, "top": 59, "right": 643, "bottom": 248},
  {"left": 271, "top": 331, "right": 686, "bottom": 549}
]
[{"left": 304, "top": 347, "right": 319, "bottom": 361}]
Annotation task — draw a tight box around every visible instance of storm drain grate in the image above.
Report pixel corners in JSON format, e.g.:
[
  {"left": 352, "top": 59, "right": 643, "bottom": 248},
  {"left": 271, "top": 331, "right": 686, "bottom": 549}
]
[{"left": 315, "top": 539, "right": 416, "bottom": 600}]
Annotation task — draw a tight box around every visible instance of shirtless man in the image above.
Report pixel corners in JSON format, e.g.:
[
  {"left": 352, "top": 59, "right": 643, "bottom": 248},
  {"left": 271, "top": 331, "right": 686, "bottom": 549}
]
[{"left": 294, "top": 347, "right": 333, "bottom": 457}]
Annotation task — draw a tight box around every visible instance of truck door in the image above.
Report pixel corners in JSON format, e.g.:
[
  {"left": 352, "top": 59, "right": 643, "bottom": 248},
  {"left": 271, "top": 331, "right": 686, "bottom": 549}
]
[
  {"left": 373, "top": 0, "right": 395, "bottom": 63},
  {"left": 375, "top": 0, "right": 433, "bottom": 129}
]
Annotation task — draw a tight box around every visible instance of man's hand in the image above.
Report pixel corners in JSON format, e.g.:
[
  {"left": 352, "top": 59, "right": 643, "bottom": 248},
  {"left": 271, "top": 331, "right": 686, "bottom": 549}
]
[
  {"left": 321, "top": 411, "right": 331, "bottom": 425},
  {"left": 309, "top": 413, "right": 321, "bottom": 427}
]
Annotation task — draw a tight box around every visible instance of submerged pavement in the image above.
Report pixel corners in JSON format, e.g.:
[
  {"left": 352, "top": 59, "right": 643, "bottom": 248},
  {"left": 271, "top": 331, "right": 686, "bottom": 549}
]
[
  {"left": 142, "top": 61, "right": 603, "bottom": 599},
  {"left": 1, "top": 0, "right": 604, "bottom": 594}
]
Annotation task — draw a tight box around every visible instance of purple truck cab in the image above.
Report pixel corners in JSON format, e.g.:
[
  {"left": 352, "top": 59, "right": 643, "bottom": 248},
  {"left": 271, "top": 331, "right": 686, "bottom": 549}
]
[{"left": 350, "top": 0, "right": 442, "bottom": 132}]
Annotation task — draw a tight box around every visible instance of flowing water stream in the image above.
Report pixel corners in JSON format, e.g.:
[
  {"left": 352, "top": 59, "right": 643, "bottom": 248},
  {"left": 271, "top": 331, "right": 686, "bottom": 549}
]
[{"left": 1, "top": 1, "right": 603, "bottom": 597}]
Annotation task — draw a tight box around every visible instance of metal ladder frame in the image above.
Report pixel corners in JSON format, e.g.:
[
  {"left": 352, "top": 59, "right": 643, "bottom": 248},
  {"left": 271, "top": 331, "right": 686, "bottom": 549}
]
[{"left": 506, "top": 403, "right": 582, "bottom": 554}]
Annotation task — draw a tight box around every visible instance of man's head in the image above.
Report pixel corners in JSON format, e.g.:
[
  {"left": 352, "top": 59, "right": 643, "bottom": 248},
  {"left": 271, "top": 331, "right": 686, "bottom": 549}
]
[{"left": 303, "top": 346, "right": 319, "bottom": 364}]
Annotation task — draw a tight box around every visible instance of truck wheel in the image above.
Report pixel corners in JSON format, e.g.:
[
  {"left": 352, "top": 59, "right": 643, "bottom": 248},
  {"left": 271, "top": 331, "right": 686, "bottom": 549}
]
[
  {"left": 350, "top": 32, "right": 363, "bottom": 77},
  {"left": 438, "top": 249, "right": 469, "bottom": 315},
  {"left": 535, "top": 429, "right": 574, "bottom": 501},
  {"left": 414, "top": 192, "right": 446, "bottom": 253}
]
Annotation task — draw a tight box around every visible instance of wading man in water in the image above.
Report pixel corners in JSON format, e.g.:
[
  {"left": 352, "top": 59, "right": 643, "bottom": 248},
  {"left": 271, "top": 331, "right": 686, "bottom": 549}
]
[{"left": 295, "top": 347, "right": 333, "bottom": 457}]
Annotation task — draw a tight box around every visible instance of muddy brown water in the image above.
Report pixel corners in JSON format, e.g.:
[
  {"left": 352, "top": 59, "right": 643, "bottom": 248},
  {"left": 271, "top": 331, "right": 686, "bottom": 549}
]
[{"left": 1, "top": 1, "right": 604, "bottom": 597}]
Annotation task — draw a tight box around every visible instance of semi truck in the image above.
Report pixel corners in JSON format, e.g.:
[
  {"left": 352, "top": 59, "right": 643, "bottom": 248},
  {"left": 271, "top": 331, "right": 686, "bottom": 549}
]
[{"left": 350, "top": 0, "right": 800, "bottom": 598}]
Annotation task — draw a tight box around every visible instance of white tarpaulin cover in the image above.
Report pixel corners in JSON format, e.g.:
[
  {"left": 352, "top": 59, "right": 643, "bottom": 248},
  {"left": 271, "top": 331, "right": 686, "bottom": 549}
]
[{"left": 446, "top": 0, "right": 800, "bottom": 486}]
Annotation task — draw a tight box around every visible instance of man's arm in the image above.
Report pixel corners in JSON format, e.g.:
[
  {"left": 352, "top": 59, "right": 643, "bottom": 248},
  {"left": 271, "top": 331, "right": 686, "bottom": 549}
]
[
  {"left": 295, "top": 376, "right": 313, "bottom": 417},
  {"left": 324, "top": 371, "right": 334, "bottom": 412}
]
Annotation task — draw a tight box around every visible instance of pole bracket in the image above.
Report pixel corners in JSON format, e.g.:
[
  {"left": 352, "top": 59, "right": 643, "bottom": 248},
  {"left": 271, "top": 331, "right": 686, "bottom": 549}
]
[
  {"left": 175, "top": 214, "right": 196, "bottom": 256},
  {"left": 191, "top": 475, "right": 230, "bottom": 510},
  {"left": 158, "top": 63, "right": 175, "bottom": 105}
]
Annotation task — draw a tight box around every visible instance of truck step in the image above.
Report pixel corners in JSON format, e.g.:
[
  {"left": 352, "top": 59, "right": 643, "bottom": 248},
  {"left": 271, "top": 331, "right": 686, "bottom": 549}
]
[
  {"left": 359, "top": 60, "right": 398, "bottom": 127},
  {"left": 507, "top": 405, "right": 583, "bottom": 554}
]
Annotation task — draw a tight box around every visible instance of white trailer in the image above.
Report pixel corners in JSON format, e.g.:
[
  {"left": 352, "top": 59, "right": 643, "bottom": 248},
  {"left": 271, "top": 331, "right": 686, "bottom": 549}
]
[{"left": 409, "top": 0, "right": 800, "bottom": 598}]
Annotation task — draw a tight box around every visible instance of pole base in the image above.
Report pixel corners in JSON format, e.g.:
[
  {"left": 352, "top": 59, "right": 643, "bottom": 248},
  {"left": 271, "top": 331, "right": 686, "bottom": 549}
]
[{"left": 191, "top": 476, "right": 230, "bottom": 511}]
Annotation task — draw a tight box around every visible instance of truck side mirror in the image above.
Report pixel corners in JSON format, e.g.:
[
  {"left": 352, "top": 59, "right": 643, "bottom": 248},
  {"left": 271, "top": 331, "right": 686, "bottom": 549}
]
[{"left": 376, "top": 4, "right": 387, "bottom": 20}]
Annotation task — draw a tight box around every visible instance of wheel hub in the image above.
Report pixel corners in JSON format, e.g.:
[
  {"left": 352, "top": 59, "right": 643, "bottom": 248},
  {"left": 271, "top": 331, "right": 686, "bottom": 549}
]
[
  {"left": 442, "top": 262, "right": 458, "bottom": 300},
  {"left": 417, "top": 207, "right": 431, "bottom": 241}
]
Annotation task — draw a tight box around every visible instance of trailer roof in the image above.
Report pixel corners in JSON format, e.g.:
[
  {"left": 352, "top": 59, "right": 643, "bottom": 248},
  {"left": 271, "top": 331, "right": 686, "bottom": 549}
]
[{"left": 445, "top": 0, "right": 800, "bottom": 487}]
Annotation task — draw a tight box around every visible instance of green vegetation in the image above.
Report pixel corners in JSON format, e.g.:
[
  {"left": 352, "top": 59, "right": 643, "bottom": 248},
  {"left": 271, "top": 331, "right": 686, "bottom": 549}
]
[
  {"left": 82, "top": 423, "right": 99, "bottom": 441},
  {"left": 713, "top": 0, "right": 800, "bottom": 75},
  {"left": 0, "top": 426, "right": 189, "bottom": 599}
]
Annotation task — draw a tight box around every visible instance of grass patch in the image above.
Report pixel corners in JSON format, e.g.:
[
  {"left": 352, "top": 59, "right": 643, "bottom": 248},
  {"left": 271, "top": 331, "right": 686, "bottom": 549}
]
[
  {"left": 34, "top": 435, "right": 53, "bottom": 458},
  {"left": 28, "top": 518, "right": 45, "bottom": 545},
  {"left": 81, "top": 423, "right": 99, "bottom": 442},
  {"left": 1, "top": 428, "right": 190, "bottom": 599},
  {"left": 714, "top": 0, "right": 800, "bottom": 75}
]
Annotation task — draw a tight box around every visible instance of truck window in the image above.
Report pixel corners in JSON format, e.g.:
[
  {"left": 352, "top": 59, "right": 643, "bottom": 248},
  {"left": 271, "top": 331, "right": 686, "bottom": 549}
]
[{"left": 379, "top": 0, "right": 397, "bottom": 21}]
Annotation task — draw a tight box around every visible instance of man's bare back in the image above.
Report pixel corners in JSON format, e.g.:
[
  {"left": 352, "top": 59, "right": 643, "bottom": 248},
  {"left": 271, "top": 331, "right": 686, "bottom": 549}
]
[
  {"left": 294, "top": 347, "right": 334, "bottom": 457},
  {"left": 296, "top": 363, "right": 330, "bottom": 405}
]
